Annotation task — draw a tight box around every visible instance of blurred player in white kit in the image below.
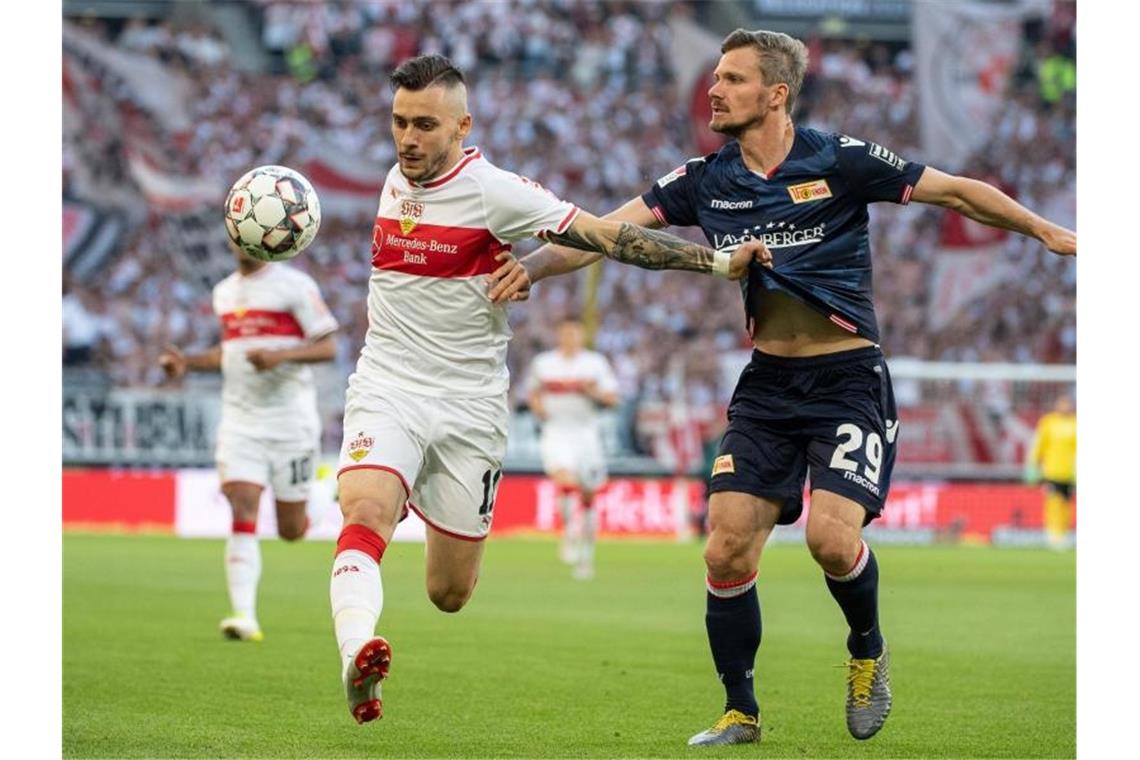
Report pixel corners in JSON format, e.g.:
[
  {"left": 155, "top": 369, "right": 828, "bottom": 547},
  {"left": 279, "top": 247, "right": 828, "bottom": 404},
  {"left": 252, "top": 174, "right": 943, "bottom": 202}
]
[
  {"left": 160, "top": 240, "right": 338, "bottom": 642},
  {"left": 526, "top": 317, "right": 619, "bottom": 579},
  {"left": 328, "top": 53, "right": 769, "bottom": 725}
]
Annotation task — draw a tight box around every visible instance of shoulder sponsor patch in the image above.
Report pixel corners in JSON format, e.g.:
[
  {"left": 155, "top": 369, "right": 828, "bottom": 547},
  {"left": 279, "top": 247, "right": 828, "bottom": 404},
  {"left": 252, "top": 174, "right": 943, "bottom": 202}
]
[
  {"left": 656, "top": 165, "right": 687, "bottom": 188},
  {"left": 869, "top": 143, "right": 907, "bottom": 171},
  {"left": 712, "top": 454, "right": 735, "bottom": 476},
  {"left": 787, "top": 179, "right": 832, "bottom": 204}
]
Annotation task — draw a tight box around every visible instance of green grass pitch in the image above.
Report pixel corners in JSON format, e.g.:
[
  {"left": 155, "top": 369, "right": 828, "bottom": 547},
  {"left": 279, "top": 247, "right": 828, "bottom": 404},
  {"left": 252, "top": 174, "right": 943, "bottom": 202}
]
[{"left": 63, "top": 533, "right": 1074, "bottom": 758}]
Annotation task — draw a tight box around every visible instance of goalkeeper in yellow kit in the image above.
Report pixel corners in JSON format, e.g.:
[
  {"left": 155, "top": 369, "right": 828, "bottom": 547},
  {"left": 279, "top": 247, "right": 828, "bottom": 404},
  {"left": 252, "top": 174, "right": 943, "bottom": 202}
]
[{"left": 1025, "top": 395, "right": 1076, "bottom": 549}]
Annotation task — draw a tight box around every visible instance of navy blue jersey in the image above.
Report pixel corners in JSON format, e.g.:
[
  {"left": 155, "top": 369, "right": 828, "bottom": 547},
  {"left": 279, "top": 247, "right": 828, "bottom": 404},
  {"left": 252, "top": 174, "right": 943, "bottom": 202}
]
[{"left": 641, "top": 127, "right": 926, "bottom": 342}]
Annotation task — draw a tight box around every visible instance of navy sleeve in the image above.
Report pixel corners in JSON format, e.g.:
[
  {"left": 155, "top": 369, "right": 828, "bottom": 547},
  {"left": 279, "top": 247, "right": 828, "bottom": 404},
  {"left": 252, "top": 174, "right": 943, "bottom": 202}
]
[
  {"left": 834, "top": 134, "right": 926, "bottom": 205},
  {"left": 640, "top": 158, "right": 705, "bottom": 227}
]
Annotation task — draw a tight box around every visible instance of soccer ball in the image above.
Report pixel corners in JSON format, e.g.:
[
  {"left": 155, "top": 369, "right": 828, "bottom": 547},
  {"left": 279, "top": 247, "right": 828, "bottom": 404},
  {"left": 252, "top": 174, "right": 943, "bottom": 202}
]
[{"left": 223, "top": 165, "right": 321, "bottom": 262}]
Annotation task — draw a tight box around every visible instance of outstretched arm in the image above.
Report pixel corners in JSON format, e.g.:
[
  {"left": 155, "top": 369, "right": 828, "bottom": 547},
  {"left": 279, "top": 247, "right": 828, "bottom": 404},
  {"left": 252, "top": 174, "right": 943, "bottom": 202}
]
[
  {"left": 911, "top": 167, "right": 1075, "bottom": 255},
  {"left": 246, "top": 333, "right": 337, "bottom": 372},
  {"left": 488, "top": 197, "right": 662, "bottom": 303},
  {"left": 159, "top": 344, "right": 222, "bottom": 380},
  {"left": 546, "top": 211, "right": 731, "bottom": 273}
]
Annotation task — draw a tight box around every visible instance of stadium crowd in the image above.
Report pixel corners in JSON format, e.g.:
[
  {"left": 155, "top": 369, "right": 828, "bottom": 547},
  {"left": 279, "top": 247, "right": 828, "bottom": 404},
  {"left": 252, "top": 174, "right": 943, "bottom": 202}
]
[{"left": 63, "top": 0, "right": 1076, "bottom": 427}]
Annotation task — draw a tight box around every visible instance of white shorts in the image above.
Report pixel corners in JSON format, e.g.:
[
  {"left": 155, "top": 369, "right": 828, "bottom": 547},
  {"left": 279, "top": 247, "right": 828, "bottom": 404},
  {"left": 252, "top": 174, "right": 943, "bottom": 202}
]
[
  {"left": 540, "top": 425, "right": 607, "bottom": 493},
  {"left": 216, "top": 431, "right": 319, "bottom": 502},
  {"left": 338, "top": 382, "right": 509, "bottom": 540}
]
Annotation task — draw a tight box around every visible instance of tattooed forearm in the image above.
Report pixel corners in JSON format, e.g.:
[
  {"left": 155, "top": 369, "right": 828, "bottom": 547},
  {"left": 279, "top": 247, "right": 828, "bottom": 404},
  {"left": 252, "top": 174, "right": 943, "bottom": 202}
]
[
  {"left": 544, "top": 225, "right": 612, "bottom": 255},
  {"left": 608, "top": 223, "right": 715, "bottom": 272},
  {"left": 546, "top": 222, "right": 716, "bottom": 273}
]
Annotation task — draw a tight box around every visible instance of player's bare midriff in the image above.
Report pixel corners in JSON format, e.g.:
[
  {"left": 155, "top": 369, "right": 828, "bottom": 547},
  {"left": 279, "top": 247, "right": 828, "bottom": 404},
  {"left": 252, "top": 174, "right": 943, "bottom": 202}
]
[{"left": 750, "top": 290, "right": 874, "bottom": 357}]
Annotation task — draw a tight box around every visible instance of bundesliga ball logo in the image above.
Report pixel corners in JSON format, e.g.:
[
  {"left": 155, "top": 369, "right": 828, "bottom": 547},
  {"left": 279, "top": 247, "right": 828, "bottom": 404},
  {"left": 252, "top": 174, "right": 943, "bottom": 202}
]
[{"left": 224, "top": 165, "right": 322, "bottom": 262}]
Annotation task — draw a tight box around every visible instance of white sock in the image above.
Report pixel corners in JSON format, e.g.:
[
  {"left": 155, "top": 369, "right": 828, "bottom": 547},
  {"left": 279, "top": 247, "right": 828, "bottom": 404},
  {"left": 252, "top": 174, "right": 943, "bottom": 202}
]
[
  {"left": 579, "top": 508, "right": 596, "bottom": 566},
  {"left": 330, "top": 550, "right": 383, "bottom": 672},
  {"left": 559, "top": 493, "right": 575, "bottom": 538},
  {"left": 225, "top": 533, "right": 261, "bottom": 622}
]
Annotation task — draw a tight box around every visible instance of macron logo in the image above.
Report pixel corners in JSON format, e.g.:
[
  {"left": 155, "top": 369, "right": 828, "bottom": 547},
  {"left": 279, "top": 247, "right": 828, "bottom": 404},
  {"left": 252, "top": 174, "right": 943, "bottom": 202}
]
[
  {"left": 711, "top": 199, "right": 753, "bottom": 210},
  {"left": 333, "top": 565, "right": 360, "bottom": 577}
]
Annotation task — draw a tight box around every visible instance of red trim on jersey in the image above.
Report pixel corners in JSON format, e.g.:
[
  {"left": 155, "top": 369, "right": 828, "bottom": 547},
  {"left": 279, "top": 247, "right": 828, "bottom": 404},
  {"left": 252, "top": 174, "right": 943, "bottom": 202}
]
[
  {"left": 541, "top": 379, "right": 592, "bottom": 394},
  {"left": 406, "top": 502, "right": 487, "bottom": 542},
  {"left": 415, "top": 147, "right": 482, "bottom": 189},
  {"left": 829, "top": 314, "right": 858, "bottom": 333},
  {"left": 337, "top": 464, "right": 411, "bottom": 502},
  {"left": 232, "top": 520, "right": 257, "bottom": 535},
  {"left": 649, "top": 205, "right": 668, "bottom": 225},
  {"left": 220, "top": 310, "right": 304, "bottom": 341},
  {"left": 900, "top": 184, "right": 914, "bottom": 205},
  {"left": 371, "top": 217, "right": 510, "bottom": 278},
  {"left": 553, "top": 206, "right": 579, "bottom": 234},
  {"left": 707, "top": 570, "right": 758, "bottom": 590}
]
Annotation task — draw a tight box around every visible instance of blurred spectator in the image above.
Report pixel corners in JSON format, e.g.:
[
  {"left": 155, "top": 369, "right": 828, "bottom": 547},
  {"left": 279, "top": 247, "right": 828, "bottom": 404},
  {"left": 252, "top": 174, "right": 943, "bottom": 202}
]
[{"left": 62, "top": 1, "right": 1076, "bottom": 459}]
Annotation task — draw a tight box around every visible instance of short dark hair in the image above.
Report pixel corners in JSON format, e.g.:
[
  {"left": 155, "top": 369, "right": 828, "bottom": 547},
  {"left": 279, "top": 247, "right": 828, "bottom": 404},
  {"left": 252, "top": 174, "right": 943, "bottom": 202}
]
[{"left": 389, "top": 54, "right": 466, "bottom": 92}]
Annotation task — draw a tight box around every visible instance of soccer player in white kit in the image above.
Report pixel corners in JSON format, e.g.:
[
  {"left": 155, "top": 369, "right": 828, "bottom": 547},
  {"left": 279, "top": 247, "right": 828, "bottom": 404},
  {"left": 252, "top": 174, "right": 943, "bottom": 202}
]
[
  {"left": 328, "top": 54, "right": 770, "bottom": 725},
  {"left": 526, "top": 317, "right": 619, "bottom": 579},
  {"left": 160, "top": 240, "right": 338, "bottom": 642}
]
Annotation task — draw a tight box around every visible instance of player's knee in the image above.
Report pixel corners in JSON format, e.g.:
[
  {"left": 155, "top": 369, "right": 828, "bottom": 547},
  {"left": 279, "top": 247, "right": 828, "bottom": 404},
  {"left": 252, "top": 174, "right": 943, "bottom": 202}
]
[
  {"left": 340, "top": 495, "right": 392, "bottom": 532},
  {"left": 427, "top": 583, "right": 471, "bottom": 613},
  {"left": 277, "top": 523, "right": 305, "bottom": 542},
  {"left": 223, "top": 492, "right": 260, "bottom": 522},
  {"left": 703, "top": 529, "right": 752, "bottom": 578},
  {"left": 806, "top": 533, "right": 856, "bottom": 573}
]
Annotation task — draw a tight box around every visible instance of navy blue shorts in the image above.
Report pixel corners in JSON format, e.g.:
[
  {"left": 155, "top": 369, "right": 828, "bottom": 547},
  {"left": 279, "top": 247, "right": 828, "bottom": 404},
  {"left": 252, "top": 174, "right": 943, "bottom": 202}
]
[{"left": 707, "top": 345, "right": 898, "bottom": 525}]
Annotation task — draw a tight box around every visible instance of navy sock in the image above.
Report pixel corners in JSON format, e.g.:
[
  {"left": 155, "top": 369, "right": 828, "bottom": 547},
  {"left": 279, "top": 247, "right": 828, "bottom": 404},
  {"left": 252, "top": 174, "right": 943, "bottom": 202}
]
[
  {"left": 824, "top": 543, "right": 884, "bottom": 659},
  {"left": 705, "top": 582, "right": 761, "bottom": 717}
]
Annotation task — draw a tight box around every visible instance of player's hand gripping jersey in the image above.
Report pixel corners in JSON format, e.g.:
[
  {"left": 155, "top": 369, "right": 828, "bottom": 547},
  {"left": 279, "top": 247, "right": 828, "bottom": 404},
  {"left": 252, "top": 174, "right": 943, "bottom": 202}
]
[
  {"left": 642, "top": 129, "right": 926, "bottom": 340},
  {"left": 212, "top": 264, "right": 339, "bottom": 443},
  {"left": 355, "top": 147, "right": 579, "bottom": 397}
]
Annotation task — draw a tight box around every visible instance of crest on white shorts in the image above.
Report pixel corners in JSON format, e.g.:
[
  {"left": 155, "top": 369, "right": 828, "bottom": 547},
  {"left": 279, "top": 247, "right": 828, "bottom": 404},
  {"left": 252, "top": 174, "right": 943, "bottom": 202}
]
[{"left": 347, "top": 432, "right": 374, "bottom": 463}]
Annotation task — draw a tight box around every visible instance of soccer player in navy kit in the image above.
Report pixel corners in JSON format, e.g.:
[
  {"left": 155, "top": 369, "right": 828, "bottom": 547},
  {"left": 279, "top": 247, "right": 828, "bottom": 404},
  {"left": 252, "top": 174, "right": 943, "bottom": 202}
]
[{"left": 489, "top": 28, "right": 1075, "bottom": 746}]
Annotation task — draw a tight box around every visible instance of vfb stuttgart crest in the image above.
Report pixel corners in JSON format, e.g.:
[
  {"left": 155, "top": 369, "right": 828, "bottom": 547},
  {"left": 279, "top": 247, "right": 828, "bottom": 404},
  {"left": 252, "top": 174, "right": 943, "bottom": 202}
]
[
  {"left": 347, "top": 432, "right": 374, "bottom": 463},
  {"left": 399, "top": 199, "right": 424, "bottom": 235}
]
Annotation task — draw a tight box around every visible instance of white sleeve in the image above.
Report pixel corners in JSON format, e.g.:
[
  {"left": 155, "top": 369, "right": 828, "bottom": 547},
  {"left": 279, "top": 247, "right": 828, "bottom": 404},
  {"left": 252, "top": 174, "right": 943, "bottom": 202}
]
[
  {"left": 480, "top": 169, "right": 580, "bottom": 243},
  {"left": 593, "top": 354, "right": 619, "bottom": 394},
  {"left": 524, "top": 355, "right": 545, "bottom": 396},
  {"left": 291, "top": 273, "right": 339, "bottom": 339}
]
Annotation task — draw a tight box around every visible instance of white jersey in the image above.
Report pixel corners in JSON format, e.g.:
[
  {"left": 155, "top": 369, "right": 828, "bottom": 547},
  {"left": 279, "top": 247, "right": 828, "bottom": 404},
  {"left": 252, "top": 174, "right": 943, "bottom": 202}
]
[
  {"left": 213, "top": 264, "right": 338, "bottom": 443},
  {"left": 526, "top": 349, "right": 619, "bottom": 434},
  {"left": 352, "top": 146, "right": 580, "bottom": 398}
]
